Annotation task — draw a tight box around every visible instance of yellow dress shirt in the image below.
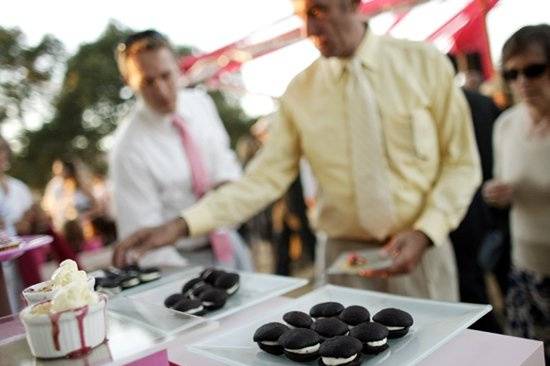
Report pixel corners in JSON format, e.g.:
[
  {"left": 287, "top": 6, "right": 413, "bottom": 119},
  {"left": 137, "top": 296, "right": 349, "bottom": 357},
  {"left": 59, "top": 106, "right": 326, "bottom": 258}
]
[{"left": 182, "top": 30, "right": 481, "bottom": 246}]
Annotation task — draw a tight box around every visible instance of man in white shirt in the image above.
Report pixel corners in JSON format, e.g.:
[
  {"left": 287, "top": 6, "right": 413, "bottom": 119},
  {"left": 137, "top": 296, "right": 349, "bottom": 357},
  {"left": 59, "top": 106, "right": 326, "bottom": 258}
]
[{"left": 110, "top": 30, "right": 249, "bottom": 268}]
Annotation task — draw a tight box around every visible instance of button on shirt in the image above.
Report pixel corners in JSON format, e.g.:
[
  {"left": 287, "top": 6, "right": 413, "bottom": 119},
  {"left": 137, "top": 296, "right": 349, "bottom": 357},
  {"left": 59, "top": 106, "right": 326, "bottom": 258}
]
[
  {"left": 110, "top": 88, "right": 242, "bottom": 257},
  {"left": 182, "top": 30, "right": 481, "bottom": 246}
]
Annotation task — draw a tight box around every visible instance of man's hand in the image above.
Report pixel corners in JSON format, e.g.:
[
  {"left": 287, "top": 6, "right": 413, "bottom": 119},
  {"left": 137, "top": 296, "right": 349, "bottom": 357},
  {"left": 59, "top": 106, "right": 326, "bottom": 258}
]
[
  {"left": 482, "top": 179, "right": 513, "bottom": 208},
  {"left": 112, "top": 217, "right": 188, "bottom": 268},
  {"left": 360, "top": 230, "right": 431, "bottom": 278}
]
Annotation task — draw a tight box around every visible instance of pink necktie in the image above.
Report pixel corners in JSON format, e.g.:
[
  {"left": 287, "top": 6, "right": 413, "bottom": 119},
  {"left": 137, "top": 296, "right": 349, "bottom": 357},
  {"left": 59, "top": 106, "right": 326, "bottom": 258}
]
[{"left": 172, "top": 115, "right": 234, "bottom": 264}]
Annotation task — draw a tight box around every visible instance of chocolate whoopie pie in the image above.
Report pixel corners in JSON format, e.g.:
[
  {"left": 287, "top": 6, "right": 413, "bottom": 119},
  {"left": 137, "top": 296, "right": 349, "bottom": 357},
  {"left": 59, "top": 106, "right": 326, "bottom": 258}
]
[
  {"left": 164, "top": 293, "right": 185, "bottom": 308},
  {"left": 94, "top": 277, "right": 122, "bottom": 295},
  {"left": 214, "top": 272, "right": 240, "bottom": 295},
  {"left": 253, "top": 322, "right": 290, "bottom": 355},
  {"left": 200, "top": 268, "right": 226, "bottom": 285},
  {"left": 279, "top": 328, "right": 321, "bottom": 362},
  {"left": 318, "top": 336, "right": 363, "bottom": 366},
  {"left": 123, "top": 264, "right": 161, "bottom": 282},
  {"left": 138, "top": 266, "right": 161, "bottom": 282},
  {"left": 339, "top": 305, "right": 371, "bottom": 327},
  {"left": 119, "top": 273, "right": 140, "bottom": 289},
  {"left": 311, "top": 318, "right": 349, "bottom": 341},
  {"left": 172, "top": 298, "right": 206, "bottom": 316},
  {"left": 181, "top": 277, "right": 204, "bottom": 297},
  {"left": 349, "top": 322, "right": 389, "bottom": 354},
  {"left": 199, "top": 288, "right": 228, "bottom": 310},
  {"left": 310, "top": 302, "right": 345, "bottom": 319},
  {"left": 373, "top": 308, "right": 414, "bottom": 338},
  {"left": 283, "top": 311, "right": 314, "bottom": 329},
  {"left": 190, "top": 283, "right": 214, "bottom": 299}
]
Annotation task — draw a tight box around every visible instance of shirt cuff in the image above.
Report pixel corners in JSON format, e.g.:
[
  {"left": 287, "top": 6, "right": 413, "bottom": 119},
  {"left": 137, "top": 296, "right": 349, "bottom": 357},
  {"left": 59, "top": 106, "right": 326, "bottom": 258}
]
[
  {"left": 412, "top": 208, "right": 450, "bottom": 246},
  {"left": 181, "top": 204, "right": 214, "bottom": 237}
]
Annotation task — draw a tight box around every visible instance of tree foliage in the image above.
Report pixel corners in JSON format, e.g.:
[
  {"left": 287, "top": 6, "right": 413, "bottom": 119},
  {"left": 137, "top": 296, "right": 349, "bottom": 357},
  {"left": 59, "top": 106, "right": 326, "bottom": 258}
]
[
  {"left": 0, "top": 26, "right": 64, "bottom": 130},
  {"left": 9, "top": 22, "right": 253, "bottom": 188}
]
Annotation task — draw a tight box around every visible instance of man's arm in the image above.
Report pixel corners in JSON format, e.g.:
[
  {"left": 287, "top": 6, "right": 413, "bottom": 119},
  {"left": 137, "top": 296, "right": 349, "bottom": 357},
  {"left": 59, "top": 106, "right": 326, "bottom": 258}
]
[{"left": 412, "top": 50, "right": 482, "bottom": 246}]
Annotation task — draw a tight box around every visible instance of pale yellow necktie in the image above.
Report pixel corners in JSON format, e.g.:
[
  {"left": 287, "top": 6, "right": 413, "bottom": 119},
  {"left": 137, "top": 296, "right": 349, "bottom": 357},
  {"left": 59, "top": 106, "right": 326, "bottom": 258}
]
[{"left": 344, "top": 58, "right": 396, "bottom": 240}]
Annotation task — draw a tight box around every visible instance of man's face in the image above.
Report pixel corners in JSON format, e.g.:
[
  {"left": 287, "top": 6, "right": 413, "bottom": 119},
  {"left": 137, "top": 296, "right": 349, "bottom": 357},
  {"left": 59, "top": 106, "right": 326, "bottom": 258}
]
[
  {"left": 296, "top": 0, "right": 360, "bottom": 58},
  {"left": 126, "top": 47, "right": 179, "bottom": 114},
  {"left": 504, "top": 44, "right": 550, "bottom": 110}
]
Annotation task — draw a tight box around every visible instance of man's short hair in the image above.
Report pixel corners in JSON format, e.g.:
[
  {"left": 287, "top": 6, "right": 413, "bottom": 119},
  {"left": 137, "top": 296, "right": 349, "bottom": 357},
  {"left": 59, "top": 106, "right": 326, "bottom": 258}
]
[
  {"left": 116, "top": 29, "right": 175, "bottom": 80},
  {"left": 501, "top": 24, "right": 550, "bottom": 66}
]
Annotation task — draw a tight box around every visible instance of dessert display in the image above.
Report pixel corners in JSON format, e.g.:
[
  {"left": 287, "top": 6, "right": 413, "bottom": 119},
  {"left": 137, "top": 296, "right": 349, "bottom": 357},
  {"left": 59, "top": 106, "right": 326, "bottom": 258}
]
[
  {"left": 22, "top": 259, "right": 95, "bottom": 305},
  {"left": 92, "top": 265, "right": 161, "bottom": 295},
  {"left": 19, "top": 265, "right": 107, "bottom": 359},
  {"left": 253, "top": 302, "right": 414, "bottom": 364},
  {"left": 163, "top": 267, "right": 240, "bottom": 316},
  {"left": 0, "top": 232, "right": 20, "bottom": 252},
  {"left": 372, "top": 308, "right": 414, "bottom": 338}
]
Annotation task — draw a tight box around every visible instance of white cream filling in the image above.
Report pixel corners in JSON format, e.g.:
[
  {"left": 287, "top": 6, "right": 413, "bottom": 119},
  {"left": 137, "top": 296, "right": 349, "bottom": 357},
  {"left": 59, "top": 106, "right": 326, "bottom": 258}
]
[
  {"left": 185, "top": 305, "right": 204, "bottom": 315},
  {"left": 285, "top": 343, "right": 320, "bottom": 354},
  {"left": 226, "top": 282, "right": 240, "bottom": 295},
  {"left": 367, "top": 338, "right": 387, "bottom": 347},
  {"left": 322, "top": 354, "right": 357, "bottom": 366},
  {"left": 387, "top": 326, "right": 405, "bottom": 331},
  {"left": 260, "top": 341, "right": 279, "bottom": 346},
  {"left": 140, "top": 272, "right": 160, "bottom": 281},
  {"left": 122, "top": 278, "right": 140, "bottom": 287}
]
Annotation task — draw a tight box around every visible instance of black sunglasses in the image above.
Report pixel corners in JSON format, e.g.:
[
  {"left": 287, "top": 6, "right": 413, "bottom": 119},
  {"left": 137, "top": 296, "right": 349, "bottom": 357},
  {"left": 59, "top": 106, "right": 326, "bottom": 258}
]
[
  {"left": 502, "top": 63, "right": 547, "bottom": 81},
  {"left": 117, "top": 30, "right": 167, "bottom": 55}
]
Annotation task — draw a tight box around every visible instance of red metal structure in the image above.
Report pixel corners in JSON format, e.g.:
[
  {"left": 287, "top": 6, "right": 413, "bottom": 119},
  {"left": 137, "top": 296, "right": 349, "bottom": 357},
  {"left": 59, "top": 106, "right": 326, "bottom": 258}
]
[{"left": 180, "top": 0, "right": 499, "bottom": 87}]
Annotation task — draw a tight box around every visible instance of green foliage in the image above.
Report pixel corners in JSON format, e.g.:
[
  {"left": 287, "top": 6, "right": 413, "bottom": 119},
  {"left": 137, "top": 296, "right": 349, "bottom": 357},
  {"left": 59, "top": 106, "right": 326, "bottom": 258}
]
[
  {"left": 0, "top": 26, "right": 64, "bottom": 129},
  {"left": 12, "top": 23, "right": 131, "bottom": 187},
  {"left": 8, "top": 23, "right": 253, "bottom": 189}
]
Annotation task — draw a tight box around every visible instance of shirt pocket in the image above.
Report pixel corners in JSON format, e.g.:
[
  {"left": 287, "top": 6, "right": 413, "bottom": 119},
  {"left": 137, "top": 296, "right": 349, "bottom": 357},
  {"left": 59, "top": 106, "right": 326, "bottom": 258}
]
[{"left": 410, "top": 108, "right": 438, "bottom": 161}]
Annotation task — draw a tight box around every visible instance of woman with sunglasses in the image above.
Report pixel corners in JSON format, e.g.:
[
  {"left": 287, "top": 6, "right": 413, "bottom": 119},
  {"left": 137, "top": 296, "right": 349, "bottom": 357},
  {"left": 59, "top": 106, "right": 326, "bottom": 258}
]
[{"left": 482, "top": 24, "right": 550, "bottom": 362}]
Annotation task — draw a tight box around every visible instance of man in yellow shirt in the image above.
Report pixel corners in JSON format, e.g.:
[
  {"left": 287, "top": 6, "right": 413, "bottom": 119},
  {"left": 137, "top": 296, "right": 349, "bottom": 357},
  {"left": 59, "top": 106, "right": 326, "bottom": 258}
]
[{"left": 113, "top": 0, "right": 480, "bottom": 301}]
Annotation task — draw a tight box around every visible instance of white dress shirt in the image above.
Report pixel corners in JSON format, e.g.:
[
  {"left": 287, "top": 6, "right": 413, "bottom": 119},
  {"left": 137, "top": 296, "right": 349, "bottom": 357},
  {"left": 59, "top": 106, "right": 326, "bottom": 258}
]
[
  {"left": 109, "top": 88, "right": 242, "bottom": 266},
  {"left": 1, "top": 176, "right": 33, "bottom": 232}
]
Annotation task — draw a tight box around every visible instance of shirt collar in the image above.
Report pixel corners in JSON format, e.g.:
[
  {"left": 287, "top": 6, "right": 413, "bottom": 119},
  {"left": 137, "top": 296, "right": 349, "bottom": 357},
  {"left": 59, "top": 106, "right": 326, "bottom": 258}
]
[
  {"left": 135, "top": 96, "right": 175, "bottom": 128},
  {"left": 327, "top": 26, "right": 380, "bottom": 80}
]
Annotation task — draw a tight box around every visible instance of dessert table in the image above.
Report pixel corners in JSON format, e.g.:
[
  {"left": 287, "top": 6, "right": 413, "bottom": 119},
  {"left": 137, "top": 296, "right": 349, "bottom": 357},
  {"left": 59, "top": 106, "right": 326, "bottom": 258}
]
[{"left": 168, "top": 296, "right": 545, "bottom": 366}]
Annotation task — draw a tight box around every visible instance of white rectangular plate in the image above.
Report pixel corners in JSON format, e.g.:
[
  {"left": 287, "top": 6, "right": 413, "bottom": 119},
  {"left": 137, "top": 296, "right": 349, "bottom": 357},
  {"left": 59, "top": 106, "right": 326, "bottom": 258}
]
[
  {"left": 189, "top": 284, "right": 491, "bottom": 366},
  {"left": 127, "top": 267, "right": 308, "bottom": 320}
]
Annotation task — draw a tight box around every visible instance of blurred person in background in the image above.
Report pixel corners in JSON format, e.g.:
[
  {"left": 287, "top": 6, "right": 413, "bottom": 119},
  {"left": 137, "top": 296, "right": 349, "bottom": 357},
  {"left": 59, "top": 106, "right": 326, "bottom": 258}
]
[
  {"left": 482, "top": 24, "right": 550, "bottom": 362},
  {"left": 42, "top": 159, "right": 97, "bottom": 252},
  {"left": 110, "top": 29, "right": 252, "bottom": 269},
  {"left": 0, "top": 136, "right": 77, "bottom": 313},
  {"left": 447, "top": 54, "right": 504, "bottom": 333}
]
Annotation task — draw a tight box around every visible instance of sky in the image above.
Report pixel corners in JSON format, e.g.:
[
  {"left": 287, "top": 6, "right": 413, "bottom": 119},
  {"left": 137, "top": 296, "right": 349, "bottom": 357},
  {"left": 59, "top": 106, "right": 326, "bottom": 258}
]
[{"left": 2, "top": 0, "right": 549, "bottom": 119}]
